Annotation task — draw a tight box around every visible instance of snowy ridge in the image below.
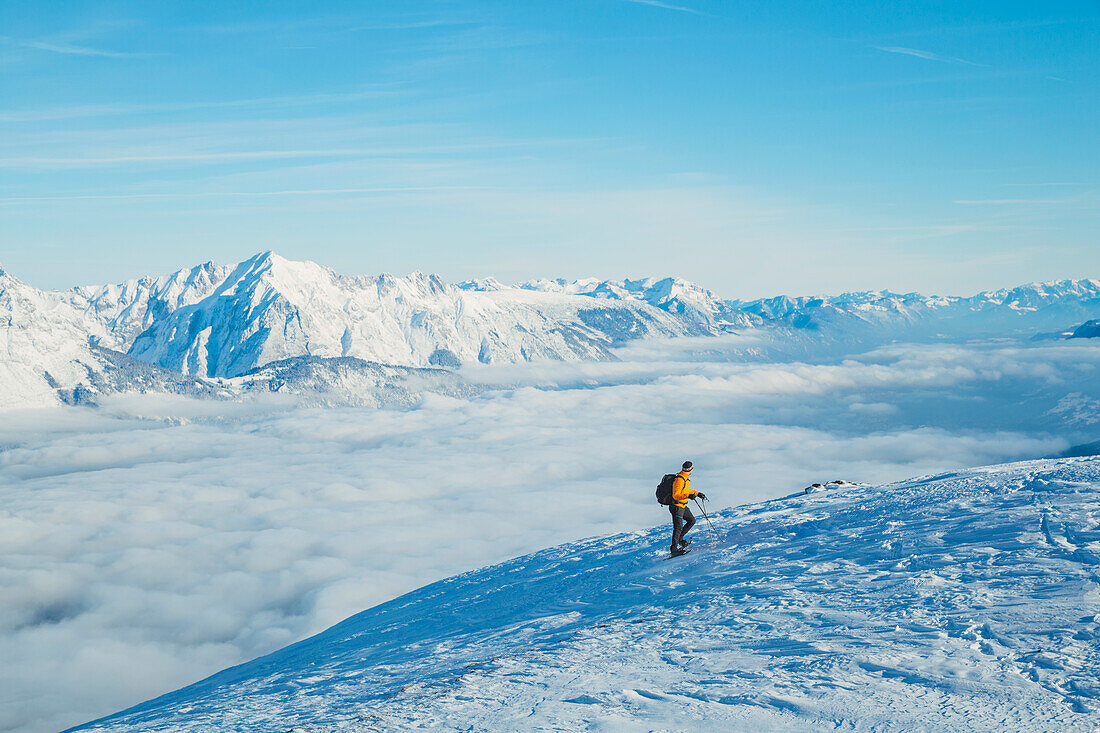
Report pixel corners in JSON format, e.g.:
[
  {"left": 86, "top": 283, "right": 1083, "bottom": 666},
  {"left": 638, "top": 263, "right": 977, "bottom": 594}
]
[
  {"left": 66, "top": 261, "right": 232, "bottom": 350},
  {"left": 513, "top": 275, "right": 759, "bottom": 330},
  {"left": 127, "top": 252, "right": 699, "bottom": 378},
  {"left": 72, "top": 457, "right": 1100, "bottom": 732},
  {"left": 4, "top": 253, "right": 1099, "bottom": 407},
  {"left": 736, "top": 279, "right": 1100, "bottom": 337}
]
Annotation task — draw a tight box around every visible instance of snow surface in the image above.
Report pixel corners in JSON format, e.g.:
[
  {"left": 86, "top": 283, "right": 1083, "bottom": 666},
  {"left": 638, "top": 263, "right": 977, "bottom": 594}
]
[{"left": 72, "top": 456, "right": 1100, "bottom": 732}]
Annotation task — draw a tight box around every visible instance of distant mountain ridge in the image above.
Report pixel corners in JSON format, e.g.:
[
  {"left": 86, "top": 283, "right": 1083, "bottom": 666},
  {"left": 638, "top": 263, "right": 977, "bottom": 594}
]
[
  {"left": 735, "top": 279, "right": 1100, "bottom": 338},
  {"left": 1, "top": 253, "right": 1099, "bottom": 408}
]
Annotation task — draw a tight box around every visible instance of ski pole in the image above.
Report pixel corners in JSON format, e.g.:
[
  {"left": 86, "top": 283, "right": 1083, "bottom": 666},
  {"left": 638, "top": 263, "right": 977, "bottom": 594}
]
[{"left": 693, "top": 497, "right": 718, "bottom": 540}]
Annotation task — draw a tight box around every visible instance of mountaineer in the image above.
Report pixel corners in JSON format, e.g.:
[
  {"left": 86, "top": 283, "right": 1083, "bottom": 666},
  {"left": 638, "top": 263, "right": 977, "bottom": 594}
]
[{"left": 655, "top": 460, "right": 706, "bottom": 557}]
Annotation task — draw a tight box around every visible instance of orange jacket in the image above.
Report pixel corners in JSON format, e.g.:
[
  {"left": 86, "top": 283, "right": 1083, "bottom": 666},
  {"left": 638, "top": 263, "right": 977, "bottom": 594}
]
[{"left": 671, "top": 471, "right": 699, "bottom": 508}]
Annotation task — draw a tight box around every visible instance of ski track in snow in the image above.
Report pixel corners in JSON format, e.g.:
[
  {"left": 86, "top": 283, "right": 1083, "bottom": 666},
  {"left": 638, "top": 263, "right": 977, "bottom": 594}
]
[{"left": 74, "top": 457, "right": 1100, "bottom": 732}]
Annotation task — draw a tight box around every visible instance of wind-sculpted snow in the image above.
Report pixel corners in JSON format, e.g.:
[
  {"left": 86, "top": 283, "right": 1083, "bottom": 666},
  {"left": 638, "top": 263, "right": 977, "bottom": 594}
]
[{"left": 72, "top": 457, "right": 1100, "bottom": 732}]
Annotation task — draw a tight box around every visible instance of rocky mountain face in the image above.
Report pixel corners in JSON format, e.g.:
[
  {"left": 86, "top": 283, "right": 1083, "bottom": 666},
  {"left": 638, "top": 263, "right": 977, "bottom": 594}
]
[{"left": 1070, "top": 319, "right": 1100, "bottom": 339}]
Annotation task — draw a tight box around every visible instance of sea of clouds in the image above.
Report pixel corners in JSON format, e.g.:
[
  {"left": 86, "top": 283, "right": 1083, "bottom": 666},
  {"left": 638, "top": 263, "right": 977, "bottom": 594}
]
[{"left": 2, "top": 335, "right": 1099, "bottom": 733}]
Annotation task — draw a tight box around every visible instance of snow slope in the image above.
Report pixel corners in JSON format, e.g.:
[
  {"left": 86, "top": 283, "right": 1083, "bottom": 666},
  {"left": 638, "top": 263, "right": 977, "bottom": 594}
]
[{"left": 72, "top": 457, "right": 1100, "bottom": 732}]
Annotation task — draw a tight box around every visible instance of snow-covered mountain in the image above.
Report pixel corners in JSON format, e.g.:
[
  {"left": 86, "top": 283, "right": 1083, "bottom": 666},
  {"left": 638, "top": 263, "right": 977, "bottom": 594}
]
[
  {"left": 507, "top": 275, "right": 759, "bottom": 330},
  {"left": 0, "top": 267, "right": 228, "bottom": 409},
  {"left": 3, "top": 252, "right": 1099, "bottom": 408},
  {"left": 65, "top": 261, "right": 232, "bottom": 350},
  {"left": 70, "top": 456, "right": 1100, "bottom": 731},
  {"left": 0, "top": 265, "right": 113, "bottom": 409},
  {"left": 736, "top": 279, "right": 1100, "bottom": 339},
  {"left": 127, "top": 252, "right": 704, "bottom": 378},
  {"left": 0, "top": 258, "right": 493, "bottom": 408},
  {"left": 0, "top": 263, "right": 245, "bottom": 408}
]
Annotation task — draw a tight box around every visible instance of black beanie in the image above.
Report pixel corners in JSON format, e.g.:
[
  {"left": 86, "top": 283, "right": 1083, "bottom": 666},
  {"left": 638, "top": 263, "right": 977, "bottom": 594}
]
[{"left": 682, "top": 460, "right": 693, "bottom": 471}]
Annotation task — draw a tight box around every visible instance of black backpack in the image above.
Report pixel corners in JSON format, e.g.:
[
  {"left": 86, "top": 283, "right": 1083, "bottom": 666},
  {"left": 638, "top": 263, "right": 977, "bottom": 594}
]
[{"left": 655, "top": 473, "right": 678, "bottom": 506}]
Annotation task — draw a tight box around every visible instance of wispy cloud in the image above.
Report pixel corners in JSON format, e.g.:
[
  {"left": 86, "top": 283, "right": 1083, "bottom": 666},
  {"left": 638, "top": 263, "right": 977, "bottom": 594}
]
[
  {"left": 0, "top": 89, "right": 401, "bottom": 123},
  {"left": 873, "top": 45, "right": 989, "bottom": 68},
  {"left": 953, "top": 198, "right": 1070, "bottom": 205},
  {"left": 621, "top": 0, "right": 707, "bottom": 16},
  {"left": 0, "top": 186, "right": 483, "bottom": 204},
  {"left": 349, "top": 19, "right": 480, "bottom": 31},
  {"left": 1, "top": 35, "right": 151, "bottom": 59},
  {"left": 0, "top": 149, "right": 397, "bottom": 167},
  {"left": 999, "top": 182, "right": 1081, "bottom": 188}
]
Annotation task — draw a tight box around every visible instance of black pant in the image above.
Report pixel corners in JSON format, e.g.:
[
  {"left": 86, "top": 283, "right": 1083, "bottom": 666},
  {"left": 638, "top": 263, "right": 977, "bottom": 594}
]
[{"left": 670, "top": 505, "right": 696, "bottom": 549}]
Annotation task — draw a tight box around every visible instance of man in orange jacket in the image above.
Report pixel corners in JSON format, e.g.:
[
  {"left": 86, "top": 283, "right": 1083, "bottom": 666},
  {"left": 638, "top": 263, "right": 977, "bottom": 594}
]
[{"left": 670, "top": 460, "right": 706, "bottom": 556}]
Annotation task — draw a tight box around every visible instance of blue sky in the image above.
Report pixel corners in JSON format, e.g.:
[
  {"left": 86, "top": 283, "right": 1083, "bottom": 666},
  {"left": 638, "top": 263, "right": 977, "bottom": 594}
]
[{"left": 0, "top": 1, "right": 1097, "bottom": 297}]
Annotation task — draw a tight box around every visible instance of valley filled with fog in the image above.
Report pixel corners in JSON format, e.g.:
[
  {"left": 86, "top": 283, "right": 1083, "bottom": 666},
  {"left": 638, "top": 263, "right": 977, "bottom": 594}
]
[{"left": 3, "top": 333, "right": 1099, "bottom": 733}]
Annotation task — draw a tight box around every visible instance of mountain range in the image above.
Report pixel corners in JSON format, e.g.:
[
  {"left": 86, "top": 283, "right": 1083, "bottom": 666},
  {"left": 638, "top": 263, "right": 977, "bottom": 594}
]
[{"left": 2, "top": 252, "right": 1098, "bottom": 408}]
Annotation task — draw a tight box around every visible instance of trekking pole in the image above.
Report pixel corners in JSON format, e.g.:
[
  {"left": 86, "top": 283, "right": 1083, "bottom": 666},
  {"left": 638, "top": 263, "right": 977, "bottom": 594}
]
[{"left": 693, "top": 497, "right": 719, "bottom": 540}]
